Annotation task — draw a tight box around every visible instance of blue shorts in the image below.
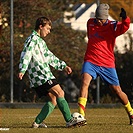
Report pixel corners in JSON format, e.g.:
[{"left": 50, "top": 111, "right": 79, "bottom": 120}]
[{"left": 82, "top": 62, "right": 120, "bottom": 86}]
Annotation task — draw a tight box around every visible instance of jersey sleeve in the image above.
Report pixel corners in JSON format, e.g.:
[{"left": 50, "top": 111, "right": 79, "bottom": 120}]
[
  {"left": 114, "top": 16, "right": 130, "bottom": 37},
  {"left": 44, "top": 48, "right": 67, "bottom": 71},
  {"left": 87, "top": 19, "right": 92, "bottom": 38},
  {"left": 19, "top": 36, "right": 36, "bottom": 74}
]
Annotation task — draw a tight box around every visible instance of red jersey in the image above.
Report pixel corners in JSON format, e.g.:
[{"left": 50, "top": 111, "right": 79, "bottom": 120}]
[{"left": 84, "top": 17, "right": 130, "bottom": 68}]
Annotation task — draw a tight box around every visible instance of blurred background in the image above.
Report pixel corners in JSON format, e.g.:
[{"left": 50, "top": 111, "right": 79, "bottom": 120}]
[{"left": 0, "top": 0, "right": 133, "bottom": 104}]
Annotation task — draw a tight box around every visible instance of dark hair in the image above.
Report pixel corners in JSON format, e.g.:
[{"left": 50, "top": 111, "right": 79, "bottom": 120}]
[{"left": 35, "top": 17, "right": 52, "bottom": 30}]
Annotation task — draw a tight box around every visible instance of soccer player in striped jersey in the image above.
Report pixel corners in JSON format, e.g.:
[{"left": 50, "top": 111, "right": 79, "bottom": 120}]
[{"left": 18, "top": 17, "right": 86, "bottom": 128}]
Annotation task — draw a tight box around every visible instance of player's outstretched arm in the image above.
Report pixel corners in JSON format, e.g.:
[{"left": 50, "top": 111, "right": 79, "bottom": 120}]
[{"left": 119, "top": 8, "right": 127, "bottom": 19}]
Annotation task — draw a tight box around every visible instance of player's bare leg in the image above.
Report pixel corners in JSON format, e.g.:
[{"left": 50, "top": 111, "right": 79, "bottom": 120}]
[
  {"left": 77, "top": 73, "right": 92, "bottom": 127},
  {"left": 78, "top": 73, "right": 92, "bottom": 116},
  {"left": 109, "top": 85, "right": 133, "bottom": 125}
]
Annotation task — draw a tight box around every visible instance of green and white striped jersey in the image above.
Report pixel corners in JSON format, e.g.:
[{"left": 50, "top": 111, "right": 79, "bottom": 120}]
[{"left": 19, "top": 30, "right": 66, "bottom": 88}]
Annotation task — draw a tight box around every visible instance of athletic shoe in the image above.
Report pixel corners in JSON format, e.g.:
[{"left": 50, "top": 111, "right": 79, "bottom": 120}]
[
  {"left": 129, "top": 114, "right": 133, "bottom": 125},
  {"left": 66, "top": 116, "right": 87, "bottom": 128},
  {"left": 32, "top": 122, "right": 47, "bottom": 128}
]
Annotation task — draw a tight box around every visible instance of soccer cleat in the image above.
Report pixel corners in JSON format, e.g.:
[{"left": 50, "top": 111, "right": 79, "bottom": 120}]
[
  {"left": 66, "top": 114, "right": 87, "bottom": 128},
  {"left": 129, "top": 114, "right": 133, "bottom": 125},
  {"left": 32, "top": 122, "right": 47, "bottom": 128}
]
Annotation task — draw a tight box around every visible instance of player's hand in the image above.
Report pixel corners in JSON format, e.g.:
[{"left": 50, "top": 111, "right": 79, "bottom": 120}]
[
  {"left": 120, "top": 8, "right": 127, "bottom": 19},
  {"left": 64, "top": 66, "right": 72, "bottom": 74},
  {"left": 18, "top": 72, "right": 24, "bottom": 80}
]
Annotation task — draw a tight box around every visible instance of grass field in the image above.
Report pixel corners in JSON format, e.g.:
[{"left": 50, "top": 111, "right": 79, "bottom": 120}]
[{"left": 0, "top": 108, "right": 133, "bottom": 133}]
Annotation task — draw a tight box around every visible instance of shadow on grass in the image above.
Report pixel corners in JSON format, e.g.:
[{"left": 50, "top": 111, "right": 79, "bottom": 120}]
[{"left": 6, "top": 123, "right": 66, "bottom": 129}]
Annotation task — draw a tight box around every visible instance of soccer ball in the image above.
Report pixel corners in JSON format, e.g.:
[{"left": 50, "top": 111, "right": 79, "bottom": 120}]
[
  {"left": 71, "top": 112, "right": 87, "bottom": 127},
  {"left": 72, "top": 112, "right": 84, "bottom": 119}
]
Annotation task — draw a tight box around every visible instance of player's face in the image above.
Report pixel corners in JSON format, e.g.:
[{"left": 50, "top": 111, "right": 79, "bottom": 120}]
[
  {"left": 40, "top": 24, "right": 51, "bottom": 38},
  {"left": 96, "top": 18, "right": 107, "bottom": 26}
]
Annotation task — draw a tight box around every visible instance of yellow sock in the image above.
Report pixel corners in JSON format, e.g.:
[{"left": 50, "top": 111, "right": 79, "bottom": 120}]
[
  {"left": 78, "top": 97, "right": 87, "bottom": 116},
  {"left": 125, "top": 101, "right": 133, "bottom": 115}
]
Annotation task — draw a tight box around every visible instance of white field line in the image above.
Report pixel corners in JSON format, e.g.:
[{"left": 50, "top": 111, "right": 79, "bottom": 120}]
[{"left": 0, "top": 128, "right": 10, "bottom": 131}]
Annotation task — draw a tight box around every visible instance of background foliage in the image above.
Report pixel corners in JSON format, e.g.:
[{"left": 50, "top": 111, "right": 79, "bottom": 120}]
[{"left": 0, "top": 0, "right": 133, "bottom": 103}]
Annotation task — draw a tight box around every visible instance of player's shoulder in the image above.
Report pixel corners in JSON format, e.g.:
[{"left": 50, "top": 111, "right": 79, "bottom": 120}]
[
  {"left": 87, "top": 18, "right": 95, "bottom": 24},
  {"left": 110, "top": 20, "right": 117, "bottom": 25},
  {"left": 108, "top": 20, "right": 118, "bottom": 30},
  {"left": 88, "top": 18, "right": 95, "bottom": 22}
]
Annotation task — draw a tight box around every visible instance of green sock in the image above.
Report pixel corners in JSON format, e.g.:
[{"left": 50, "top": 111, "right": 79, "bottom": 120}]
[
  {"left": 35, "top": 101, "right": 55, "bottom": 124},
  {"left": 57, "top": 97, "right": 72, "bottom": 122}
]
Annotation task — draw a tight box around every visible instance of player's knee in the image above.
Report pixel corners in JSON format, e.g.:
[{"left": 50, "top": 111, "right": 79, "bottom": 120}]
[
  {"left": 57, "top": 89, "right": 64, "bottom": 97},
  {"left": 48, "top": 92, "right": 57, "bottom": 106},
  {"left": 51, "top": 99, "right": 57, "bottom": 106},
  {"left": 110, "top": 85, "right": 122, "bottom": 95}
]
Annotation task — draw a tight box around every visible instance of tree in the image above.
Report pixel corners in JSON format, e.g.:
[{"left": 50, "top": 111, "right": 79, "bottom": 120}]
[
  {"left": 0, "top": 0, "right": 86, "bottom": 102},
  {"left": 0, "top": 0, "right": 133, "bottom": 102},
  {"left": 0, "top": 2, "right": 2, "bottom": 35}
]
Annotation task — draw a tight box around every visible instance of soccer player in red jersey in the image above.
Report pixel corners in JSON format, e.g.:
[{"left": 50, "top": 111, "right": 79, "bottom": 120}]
[{"left": 78, "top": 3, "right": 133, "bottom": 125}]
